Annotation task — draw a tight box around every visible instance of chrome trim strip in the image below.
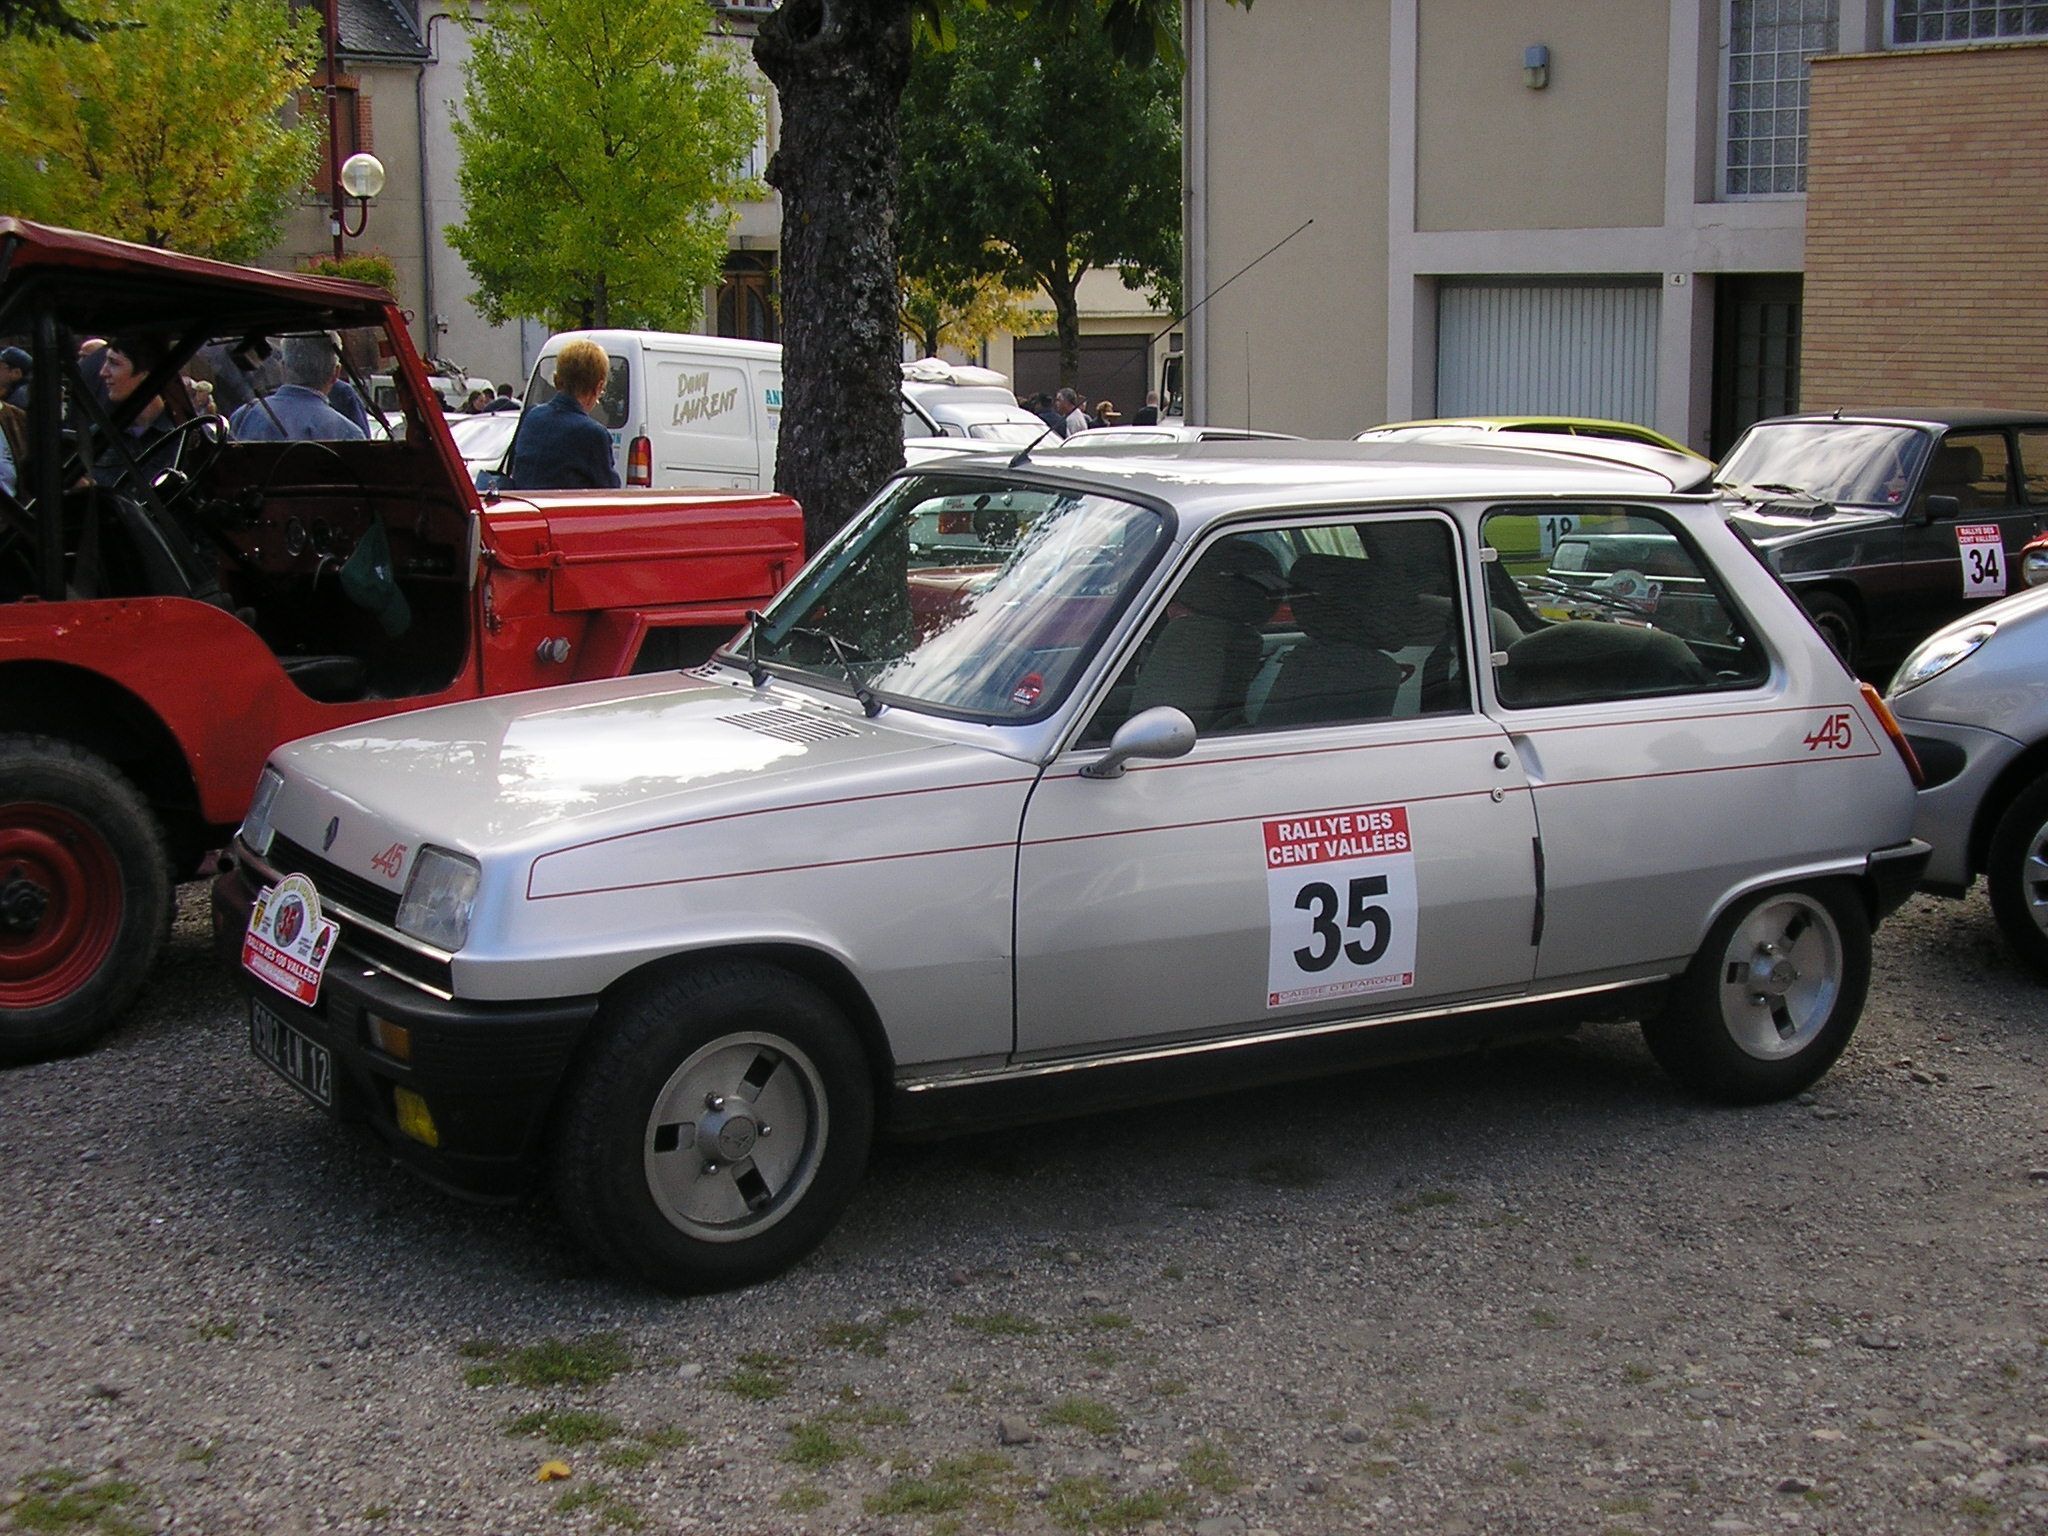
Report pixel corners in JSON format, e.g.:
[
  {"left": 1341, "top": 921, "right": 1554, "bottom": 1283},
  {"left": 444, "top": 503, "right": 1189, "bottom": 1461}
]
[
  {"left": 897, "top": 975, "right": 1672, "bottom": 1094},
  {"left": 239, "top": 844, "right": 458, "bottom": 971}
]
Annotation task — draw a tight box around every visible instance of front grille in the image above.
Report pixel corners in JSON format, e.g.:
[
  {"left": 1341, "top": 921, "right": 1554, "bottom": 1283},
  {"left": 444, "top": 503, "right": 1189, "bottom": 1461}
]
[{"left": 266, "top": 835, "right": 402, "bottom": 925}]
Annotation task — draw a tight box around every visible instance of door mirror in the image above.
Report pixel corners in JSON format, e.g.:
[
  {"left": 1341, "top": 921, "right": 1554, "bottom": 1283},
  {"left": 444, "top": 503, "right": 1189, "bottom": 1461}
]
[
  {"left": 1918, "top": 493, "right": 1962, "bottom": 527},
  {"left": 1079, "top": 705, "right": 1197, "bottom": 779}
]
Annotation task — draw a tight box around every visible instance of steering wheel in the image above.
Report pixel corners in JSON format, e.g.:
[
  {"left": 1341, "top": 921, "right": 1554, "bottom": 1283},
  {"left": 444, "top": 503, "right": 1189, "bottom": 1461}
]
[{"left": 144, "top": 413, "right": 231, "bottom": 515}]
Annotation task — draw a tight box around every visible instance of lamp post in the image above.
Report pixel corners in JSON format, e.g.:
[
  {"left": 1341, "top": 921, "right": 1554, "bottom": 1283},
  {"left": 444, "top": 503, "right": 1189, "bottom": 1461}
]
[{"left": 323, "top": 0, "right": 385, "bottom": 259}]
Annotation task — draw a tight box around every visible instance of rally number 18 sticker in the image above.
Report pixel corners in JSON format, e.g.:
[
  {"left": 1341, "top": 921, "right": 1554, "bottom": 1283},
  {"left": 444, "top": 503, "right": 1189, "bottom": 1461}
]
[{"left": 1264, "top": 806, "right": 1418, "bottom": 1009}]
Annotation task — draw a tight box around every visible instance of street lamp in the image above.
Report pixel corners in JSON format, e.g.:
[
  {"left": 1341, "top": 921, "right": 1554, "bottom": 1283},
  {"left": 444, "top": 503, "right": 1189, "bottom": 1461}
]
[
  {"left": 322, "top": 0, "right": 384, "bottom": 258},
  {"left": 336, "top": 151, "right": 387, "bottom": 241}
]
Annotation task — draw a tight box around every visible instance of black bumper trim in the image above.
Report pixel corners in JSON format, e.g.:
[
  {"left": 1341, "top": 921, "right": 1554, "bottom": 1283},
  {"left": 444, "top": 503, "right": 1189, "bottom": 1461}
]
[
  {"left": 214, "top": 857, "right": 601, "bottom": 1201},
  {"left": 1866, "top": 838, "right": 1932, "bottom": 921}
]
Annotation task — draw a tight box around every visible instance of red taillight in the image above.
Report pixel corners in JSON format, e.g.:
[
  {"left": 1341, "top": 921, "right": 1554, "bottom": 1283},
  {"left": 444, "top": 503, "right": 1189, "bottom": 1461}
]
[
  {"left": 1860, "top": 682, "right": 1925, "bottom": 788},
  {"left": 627, "top": 435, "right": 652, "bottom": 486},
  {"left": 938, "top": 509, "right": 972, "bottom": 535}
]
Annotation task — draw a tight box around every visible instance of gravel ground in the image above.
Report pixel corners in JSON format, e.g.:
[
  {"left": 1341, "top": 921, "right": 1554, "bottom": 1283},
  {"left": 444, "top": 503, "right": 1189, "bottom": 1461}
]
[{"left": 3, "top": 884, "right": 2046, "bottom": 1536}]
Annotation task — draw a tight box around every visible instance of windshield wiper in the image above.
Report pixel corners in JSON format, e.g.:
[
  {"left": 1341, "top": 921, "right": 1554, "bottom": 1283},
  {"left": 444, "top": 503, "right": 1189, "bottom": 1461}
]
[
  {"left": 1717, "top": 480, "right": 1832, "bottom": 513},
  {"left": 783, "top": 625, "right": 882, "bottom": 717}
]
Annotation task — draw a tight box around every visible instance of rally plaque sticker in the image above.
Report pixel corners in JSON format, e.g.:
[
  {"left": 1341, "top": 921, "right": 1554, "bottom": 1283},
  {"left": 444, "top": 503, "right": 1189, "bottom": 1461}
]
[
  {"left": 1956, "top": 523, "right": 2006, "bottom": 600},
  {"left": 1264, "top": 806, "right": 1418, "bottom": 1009},
  {"left": 242, "top": 872, "right": 340, "bottom": 1006}
]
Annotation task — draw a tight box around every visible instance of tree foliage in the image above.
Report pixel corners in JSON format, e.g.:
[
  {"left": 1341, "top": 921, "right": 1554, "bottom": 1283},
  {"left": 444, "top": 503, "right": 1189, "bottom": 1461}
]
[
  {"left": 900, "top": 259, "right": 1038, "bottom": 358},
  {"left": 301, "top": 250, "right": 402, "bottom": 296},
  {"left": 0, "top": 0, "right": 320, "bottom": 260},
  {"left": 899, "top": 3, "right": 1180, "bottom": 384},
  {"left": 448, "top": 0, "right": 763, "bottom": 332}
]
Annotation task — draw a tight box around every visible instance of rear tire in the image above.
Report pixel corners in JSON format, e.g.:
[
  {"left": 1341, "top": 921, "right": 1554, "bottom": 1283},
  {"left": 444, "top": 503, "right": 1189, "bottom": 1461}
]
[
  {"left": 551, "top": 959, "right": 873, "bottom": 1292},
  {"left": 1986, "top": 775, "right": 2048, "bottom": 979},
  {"left": 1642, "top": 882, "right": 1869, "bottom": 1104},
  {"left": 0, "top": 733, "right": 171, "bottom": 1065}
]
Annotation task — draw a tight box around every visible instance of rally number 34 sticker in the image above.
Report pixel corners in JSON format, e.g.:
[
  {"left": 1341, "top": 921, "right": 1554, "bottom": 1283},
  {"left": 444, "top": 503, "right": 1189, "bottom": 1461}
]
[{"left": 1264, "top": 806, "right": 1417, "bottom": 1008}]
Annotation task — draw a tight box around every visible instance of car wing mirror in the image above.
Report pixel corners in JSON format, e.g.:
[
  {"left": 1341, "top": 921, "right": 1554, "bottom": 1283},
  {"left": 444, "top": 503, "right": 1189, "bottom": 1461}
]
[
  {"left": 1916, "top": 493, "right": 1961, "bottom": 527},
  {"left": 1079, "top": 706, "right": 1198, "bottom": 780}
]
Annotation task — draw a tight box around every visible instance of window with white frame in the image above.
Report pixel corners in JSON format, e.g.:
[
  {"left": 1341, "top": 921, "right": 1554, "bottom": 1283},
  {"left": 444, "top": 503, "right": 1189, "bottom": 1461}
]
[
  {"left": 1892, "top": 0, "right": 2048, "bottom": 43},
  {"left": 1725, "top": 0, "right": 1839, "bottom": 197}
]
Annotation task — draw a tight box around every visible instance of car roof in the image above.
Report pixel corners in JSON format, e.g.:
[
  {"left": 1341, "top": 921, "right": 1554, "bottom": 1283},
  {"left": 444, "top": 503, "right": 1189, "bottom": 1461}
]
[
  {"left": 545, "top": 328, "right": 783, "bottom": 361},
  {"left": 904, "top": 437, "right": 1704, "bottom": 531},
  {"left": 1749, "top": 408, "right": 2048, "bottom": 431},
  {"left": 0, "top": 216, "right": 395, "bottom": 331}
]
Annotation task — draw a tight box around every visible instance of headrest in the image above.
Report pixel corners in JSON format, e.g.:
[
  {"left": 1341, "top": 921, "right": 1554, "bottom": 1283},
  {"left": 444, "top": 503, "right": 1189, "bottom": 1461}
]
[
  {"left": 1176, "top": 539, "right": 1283, "bottom": 626},
  {"left": 1927, "top": 444, "right": 1983, "bottom": 486},
  {"left": 1290, "top": 551, "right": 1416, "bottom": 650}
]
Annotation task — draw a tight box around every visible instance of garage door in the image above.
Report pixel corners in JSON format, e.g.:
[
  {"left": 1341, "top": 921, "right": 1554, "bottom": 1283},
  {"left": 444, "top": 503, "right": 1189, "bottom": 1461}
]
[
  {"left": 1013, "top": 332, "right": 1152, "bottom": 421},
  {"left": 1437, "top": 280, "right": 1658, "bottom": 422}
]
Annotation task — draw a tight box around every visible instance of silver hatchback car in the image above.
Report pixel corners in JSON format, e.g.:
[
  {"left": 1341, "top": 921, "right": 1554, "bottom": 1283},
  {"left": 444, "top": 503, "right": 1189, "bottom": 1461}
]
[{"left": 215, "top": 441, "right": 1928, "bottom": 1291}]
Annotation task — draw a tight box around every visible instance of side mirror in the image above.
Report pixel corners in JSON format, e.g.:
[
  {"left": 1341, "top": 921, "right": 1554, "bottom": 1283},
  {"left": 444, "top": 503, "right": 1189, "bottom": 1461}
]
[
  {"left": 1918, "top": 494, "right": 1961, "bottom": 527},
  {"left": 1079, "top": 705, "right": 1197, "bottom": 780}
]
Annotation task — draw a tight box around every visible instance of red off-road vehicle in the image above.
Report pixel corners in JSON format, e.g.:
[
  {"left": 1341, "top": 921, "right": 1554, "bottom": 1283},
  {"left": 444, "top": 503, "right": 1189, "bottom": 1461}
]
[{"left": 0, "top": 220, "right": 802, "bottom": 1063}]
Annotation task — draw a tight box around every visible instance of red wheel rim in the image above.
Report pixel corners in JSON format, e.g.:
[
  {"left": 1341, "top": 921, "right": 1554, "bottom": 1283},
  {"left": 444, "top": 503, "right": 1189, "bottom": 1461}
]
[{"left": 0, "top": 802, "right": 124, "bottom": 1010}]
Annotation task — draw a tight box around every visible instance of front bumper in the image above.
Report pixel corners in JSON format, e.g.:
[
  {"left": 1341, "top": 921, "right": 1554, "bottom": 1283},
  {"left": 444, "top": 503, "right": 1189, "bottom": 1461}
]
[
  {"left": 1893, "top": 717, "right": 2026, "bottom": 893},
  {"left": 212, "top": 857, "right": 600, "bottom": 1201}
]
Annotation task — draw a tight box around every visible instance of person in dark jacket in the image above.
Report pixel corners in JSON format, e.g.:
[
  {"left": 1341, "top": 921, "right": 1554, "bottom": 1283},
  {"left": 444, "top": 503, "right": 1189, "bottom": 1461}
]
[
  {"left": 483, "top": 383, "right": 521, "bottom": 413},
  {"left": 507, "top": 340, "right": 619, "bottom": 490}
]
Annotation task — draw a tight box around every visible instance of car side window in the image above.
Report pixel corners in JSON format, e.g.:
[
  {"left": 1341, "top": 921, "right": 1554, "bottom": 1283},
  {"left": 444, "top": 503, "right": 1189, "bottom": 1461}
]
[
  {"left": 2016, "top": 429, "right": 2048, "bottom": 505},
  {"left": 1480, "top": 506, "right": 1768, "bottom": 710},
  {"left": 1083, "top": 515, "right": 1471, "bottom": 743},
  {"left": 1923, "top": 432, "right": 2013, "bottom": 514}
]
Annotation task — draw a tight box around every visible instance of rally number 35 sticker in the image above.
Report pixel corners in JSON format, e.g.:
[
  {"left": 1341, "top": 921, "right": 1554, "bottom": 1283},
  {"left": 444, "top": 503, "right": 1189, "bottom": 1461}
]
[{"left": 1264, "top": 806, "right": 1418, "bottom": 1008}]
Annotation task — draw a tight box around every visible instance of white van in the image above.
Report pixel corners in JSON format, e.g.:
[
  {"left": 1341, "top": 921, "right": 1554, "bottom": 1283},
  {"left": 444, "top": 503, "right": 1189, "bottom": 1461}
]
[
  {"left": 523, "top": 331, "right": 784, "bottom": 490},
  {"left": 523, "top": 333, "right": 1040, "bottom": 491}
]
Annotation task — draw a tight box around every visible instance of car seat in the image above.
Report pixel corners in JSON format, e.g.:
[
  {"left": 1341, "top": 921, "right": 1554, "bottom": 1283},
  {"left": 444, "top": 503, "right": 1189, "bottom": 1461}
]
[
  {"left": 1257, "top": 552, "right": 1406, "bottom": 727},
  {"left": 1129, "top": 538, "right": 1283, "bottom": 730}
]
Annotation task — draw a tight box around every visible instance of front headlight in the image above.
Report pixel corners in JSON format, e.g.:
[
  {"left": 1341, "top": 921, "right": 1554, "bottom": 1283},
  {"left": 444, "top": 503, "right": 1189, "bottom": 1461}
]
[
  {"left": 1889, "top": 620, "right": 1996, "bottom": 697},
  {"left": 2025, "top": 547, "right": 2048, "bottom": 588},
  {"left": 238, "top": 767, "right": 284, "bottom": 857},
  {"left": 396, "top": 846, "right": 481, "bottom": 951}
]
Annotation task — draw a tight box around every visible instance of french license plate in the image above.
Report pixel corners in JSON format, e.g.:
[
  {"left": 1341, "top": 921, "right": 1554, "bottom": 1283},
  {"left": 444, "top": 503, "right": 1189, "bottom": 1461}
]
[{"left": 251, "top": 1001, "right": 333, "bottom": 1108}]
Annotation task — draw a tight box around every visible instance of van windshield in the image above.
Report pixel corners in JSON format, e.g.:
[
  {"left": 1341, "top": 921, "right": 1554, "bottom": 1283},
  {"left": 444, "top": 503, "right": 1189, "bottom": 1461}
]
[{"left": 526, "top": 353, "right": 632, "bottom": 430}]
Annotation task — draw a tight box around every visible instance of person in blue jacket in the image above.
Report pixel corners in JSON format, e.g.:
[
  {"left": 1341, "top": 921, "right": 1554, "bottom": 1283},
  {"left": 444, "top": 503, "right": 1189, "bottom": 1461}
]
[
  {"left": 507, "top": 340, "right": 619, "bottom": 490},
  {"left": 230, "top": 333, "right": 366, "bottom": 443}
]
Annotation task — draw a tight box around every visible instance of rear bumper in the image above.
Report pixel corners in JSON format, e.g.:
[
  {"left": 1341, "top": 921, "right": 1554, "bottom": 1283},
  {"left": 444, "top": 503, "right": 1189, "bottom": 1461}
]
[
  {"left": 212, "top": 859, "right": 600, "bottom": 1201},
  {"left": 1865, "top": 838, "right": 1933, "bottom": 921}
]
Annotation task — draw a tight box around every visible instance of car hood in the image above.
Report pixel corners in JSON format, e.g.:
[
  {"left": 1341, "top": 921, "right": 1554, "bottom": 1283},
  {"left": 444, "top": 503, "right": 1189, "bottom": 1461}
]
[
  {"left": 265, "top": 673, "right": 1005, "bottom": 882},
  {"left": 1719, "top": 496, "right": 1896, "bottom": 548},
  {"left": 1887, "top": 580, "right": 2048, "bottom": 727}
]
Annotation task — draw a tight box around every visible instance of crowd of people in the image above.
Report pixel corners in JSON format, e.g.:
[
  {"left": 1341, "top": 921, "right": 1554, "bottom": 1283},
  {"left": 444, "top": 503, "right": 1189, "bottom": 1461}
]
[{"left": 1022, "top": 386, "right": 1162, "bottom": 437}]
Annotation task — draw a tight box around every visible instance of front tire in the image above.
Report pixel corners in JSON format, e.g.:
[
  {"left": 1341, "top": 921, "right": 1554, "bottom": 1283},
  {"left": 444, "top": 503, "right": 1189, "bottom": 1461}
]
[
  {"left": 552, "top": 959, "right": 874, "bottom": 1292},
  {"left": 1642, "top": 882, "right": 1870, "bottom": 1103},
  {"left": 1986, "top": 776, "right": 2048, "bottom": 978},
  {"left": 0, "top": 734, "right": 171, "bottom": 1065}
]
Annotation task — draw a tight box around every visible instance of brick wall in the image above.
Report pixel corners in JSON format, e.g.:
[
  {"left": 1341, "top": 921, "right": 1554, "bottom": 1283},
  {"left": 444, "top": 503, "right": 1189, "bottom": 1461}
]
[{"left": 1804, "top": 42, "right": 2048, "bottom": 410}]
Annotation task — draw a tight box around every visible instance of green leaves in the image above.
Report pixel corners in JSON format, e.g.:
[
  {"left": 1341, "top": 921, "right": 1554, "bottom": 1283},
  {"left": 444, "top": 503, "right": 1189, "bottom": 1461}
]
[
  {"left": 446, "top": 0, "right": 763, "bottom": 331},
  {"left": 0, "top": 0, "right": 320, "bottom": 259}
]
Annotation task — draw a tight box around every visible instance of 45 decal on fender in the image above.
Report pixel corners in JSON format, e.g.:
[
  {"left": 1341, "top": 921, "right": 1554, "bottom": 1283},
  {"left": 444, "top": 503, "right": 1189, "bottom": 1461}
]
[
  {"left": 1801, "top": 710, "right": 1856, "bottom": 754},
  {"left": 1263, "top": 806, "right": 1418, "bottom": 1009}
]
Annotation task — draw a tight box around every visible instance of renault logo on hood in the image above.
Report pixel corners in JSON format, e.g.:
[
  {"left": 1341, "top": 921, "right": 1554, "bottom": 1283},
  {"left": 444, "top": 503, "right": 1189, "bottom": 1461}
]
[{"left": 322, "top": 816, "right": 341, "bottom": 852}]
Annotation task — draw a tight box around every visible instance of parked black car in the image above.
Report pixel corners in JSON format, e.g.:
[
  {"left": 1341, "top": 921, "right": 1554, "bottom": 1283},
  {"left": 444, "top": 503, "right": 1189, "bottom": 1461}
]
[{"left": 1714, "top": 409, "right": 2048, "bottom": 674}]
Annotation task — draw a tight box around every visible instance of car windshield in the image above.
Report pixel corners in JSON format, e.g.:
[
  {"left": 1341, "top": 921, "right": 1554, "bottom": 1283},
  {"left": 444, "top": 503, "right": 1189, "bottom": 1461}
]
[
  {"left": 966, "top": 419, "right": 1048, "bottom": 444},
  {"left": 736, "top": 472, "right": 1167, "bottom": 721},
  {"left": 1717, "top": 422, "right": 1931, "bottom": 506}
]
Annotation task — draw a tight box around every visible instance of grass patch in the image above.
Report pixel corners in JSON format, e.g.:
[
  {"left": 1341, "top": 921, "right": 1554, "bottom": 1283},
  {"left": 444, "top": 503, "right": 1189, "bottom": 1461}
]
[
  {"left": 953, "top": 1310, "right": 1043, "bottom": 1338},
  {"left": 1042, "top": 1397, "right": 1121, "bottom": 1437},
  {"left": 818, "top": 1320, "right": 891, "bottom": 1355},
  {"left": 1392, "top": 1188, "right": 1462, "bottom": 1215},
  {"left": 1506, "top": 1388, "right": 1544, "bottom": 1412},
  {"left": 12, "top": 1468, "right": 145, "bottom": 1534},
  {"left": 174, "top": 1442, "right": 216, "bottom": 1466},
  {"left": 863, "top": 1453, "right": 1012, "bottom": 1517},
  {"left": 886, "top": 1306, "right": 926, "bottom": 1325},
  {"left": 1152, "top": 1377, "right": 1188, "bottom": 1398},
  {"left": 1394, "top": 1398, "right": 1433, "bottom": 1425},
  {"left": 779, "top": 1485, "right": 829, "bottom": 1513},
  {"left": 597, "top": 1445, "right": 652, "bottom": 1470},
  {"left": 1502, "top": 1458, "right": 1532, "bottom": 1480},
  {"left": 1186, "top": 1439, "right": 1244, "bottom": 1494},
  {"left": 1960, "top": 1494, "right": 1998, "bottom": 1519},
  {"left": 830, "top": 1400, "right": 909, "bottom": 1427},
  {"left": 1085, "top": 1312, "right": 1132, "bottom": 1330},
  {"left": 461, "top": 1333, "right": 630, "bottom": 1389},
  {"left": 1620, "top": 1363, "right": 1654, "bottom": 1386},
  {"left": 784, "top": 1418, "right": 859, "bottom": 1468},
  {"left": 1082, "top": 1346, "right": 1120, "bottom": 1368},
  {"left": 362, "top": 1505, "right": 391, "bottom": 1521},
  {"left": 1160, "top": 1263, "right": 1185, "bottom": 1281},
  {"left": 1246, "top": 1153, "right": 1327, "bottom": 1188},
  {"left": 718, "top": 1351, "right": 794, "bottom": 1400},
  {"left": 191, "top": 1319, "right": 238, "bottom": 1343},
  {"left": 1045, "top": 1476, "right": 1185, "bottom": 1531},
  {"left": 503, "top": 1408, "right": 622, "bottom": 1447},
  {"left": 1526, "top": 1308, "right": 1565, "bottom": 1331},
  {"left": 1604, "top": 1495, "right": 1652, "bottom": 1515},
  {"left": 641, "top": 1425, "right": 694, "bottom": 1450},
  {"left": 550, "top": 1484, "right": 643, "bottom": 1530}
]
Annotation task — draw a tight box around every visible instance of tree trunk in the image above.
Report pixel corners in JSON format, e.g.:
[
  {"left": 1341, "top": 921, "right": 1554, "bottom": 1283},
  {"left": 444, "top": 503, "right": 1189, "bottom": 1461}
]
[
  {"left": 756, "top": 0, "right": 912, "bottom": 553},
  {"left": 1048, "top": 267, "right": 1082, "bottom": 389},
  {"left": 592, "top": 272, "right": 609, "bottom": 330}
]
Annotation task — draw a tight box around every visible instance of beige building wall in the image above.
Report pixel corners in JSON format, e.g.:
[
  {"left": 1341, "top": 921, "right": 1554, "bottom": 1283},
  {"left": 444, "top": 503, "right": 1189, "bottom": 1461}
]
[
  {"left": 1415, "top": 0, "right": 1668, "bottom": 232},
  {"left": 1803, "top": 42, "right": 2048, "bottom": 410},
  {"left": 1193, "top": 0, "right": 1390, "bottom": 437}
]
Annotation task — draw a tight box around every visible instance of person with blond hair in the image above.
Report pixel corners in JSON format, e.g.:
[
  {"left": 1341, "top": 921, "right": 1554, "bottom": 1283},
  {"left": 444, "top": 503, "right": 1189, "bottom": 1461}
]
[{"left": 507, "top": 339, "right": 619, "bottom": 490}]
